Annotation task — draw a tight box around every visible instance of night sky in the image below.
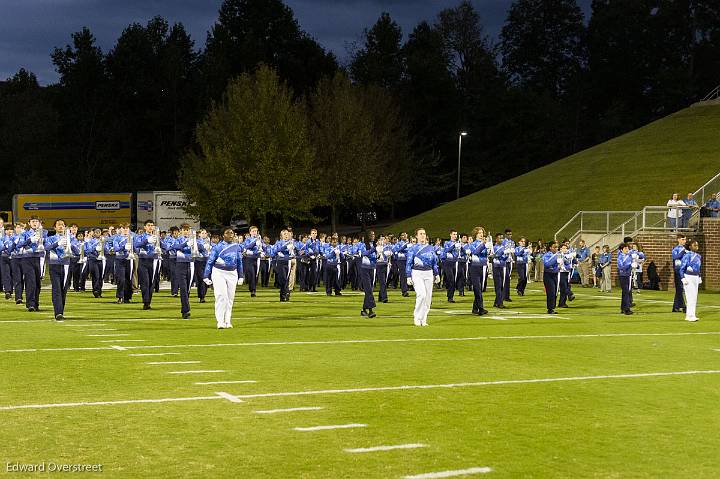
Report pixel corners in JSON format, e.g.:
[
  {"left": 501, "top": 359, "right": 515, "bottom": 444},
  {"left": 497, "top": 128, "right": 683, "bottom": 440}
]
[{"left": 1, "top": 0, "right": 592, "bottom": 85}]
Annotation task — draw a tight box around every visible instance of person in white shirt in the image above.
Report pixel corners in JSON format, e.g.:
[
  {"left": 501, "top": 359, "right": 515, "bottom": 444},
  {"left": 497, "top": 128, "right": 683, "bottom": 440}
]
[{"left": 666, "top": 193, "right": 686, "bottom": 230}]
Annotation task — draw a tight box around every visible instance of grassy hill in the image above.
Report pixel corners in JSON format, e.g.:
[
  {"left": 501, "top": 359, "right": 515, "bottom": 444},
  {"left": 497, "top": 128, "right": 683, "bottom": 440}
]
[{"left": 389, "top": 103, "right": 720, "bottom": 240}]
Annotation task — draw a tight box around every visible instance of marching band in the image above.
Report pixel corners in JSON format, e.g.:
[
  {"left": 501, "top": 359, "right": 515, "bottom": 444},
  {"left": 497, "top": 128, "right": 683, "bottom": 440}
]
[{"left": 0, "top": 217, "right": 705, "bottom": 325}]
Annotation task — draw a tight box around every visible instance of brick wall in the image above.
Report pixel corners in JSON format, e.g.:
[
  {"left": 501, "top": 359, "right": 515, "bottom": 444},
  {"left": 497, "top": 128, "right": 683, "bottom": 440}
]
[{"left": 609, "top": 218, "right": 720, "bottom": 291}]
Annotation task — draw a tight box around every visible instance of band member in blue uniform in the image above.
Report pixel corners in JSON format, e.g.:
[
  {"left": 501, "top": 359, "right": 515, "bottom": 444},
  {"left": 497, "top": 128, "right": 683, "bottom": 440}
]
[
  {"left": 543, "top": 241, "right": 561, "bottom": 314},
  {"left": 271, "top": 229, "right": 294, "bottom": 302},
  {"left": 203, "top": 227, "right": 244, "bottom": 329},
  {"left": 164, "top": 226, "right": 179, "bottom": 296},
  {"left": 358, "top": 231, "right": 378, "bottom": 318},
  {"left": 515, "top": 237, "right": 531, "bottom": 296},
  {"left": 558, "top": 244, "right": 572, "bottom": 308},
  {"left": 10, "top": 223, "right": 26, "bottom": 304},
  {"left": 467, "top": 226, "right": 490, "bottom": 316},
  {"left": 171, "top": 224, "right": 201, "bottom": 319},
  {"left": 195, "top": 230, "right": 211, "bottom": 303},
  {"left": 323, "top": 236, "right": 343, "bottom": 296},
  {"left": 671, "top": 234, "right": 687, "bottom": 313},
  {"left": 491, "top": 233, "right": 510, "bottom": 308},
  {"left": 678, "top": 239, "right": 701, "bottom": 322},
  {"left": 242, "top": 226, "right": 264, "bottom": 297},
  {"left": 16, "top": 216, "right": 46, "bottom": 312},
  {"left": 393, "top": 233, "right": 410, "bottom": 297},
  {"left": 442, "top": 230, "right": 463, "bottom": 303},
  {"left": 406, "top": 228, "right": 440, "bottom": 326},
  {"left": 501, "top": 228, "right": 515, "bottom": 302},
  {"left": 0, "top": 224, "right": 13, "bottom": 300},
  {"left": 375, "top": 235, "right": 392, "bottom": 303},
  {"left": 45, "top": 219, "right": 80, "bottom": 321},
  {"left": 112, "top": 224, "right": 134, "bottom": 304},
  {"left": 617, "top": 242, "right": 634, "bottom": 315},
  {"left": 85, "top": 229, "right": 104, "bottom": 298},
  {"left": 133, "top": 220, "right": 161, "bottom": 310}
]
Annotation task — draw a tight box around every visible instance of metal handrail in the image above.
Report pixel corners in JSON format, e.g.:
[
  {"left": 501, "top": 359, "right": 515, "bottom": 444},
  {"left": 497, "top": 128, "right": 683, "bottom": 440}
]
[
  {"left": 702, "top": 84, "right": 720, "bottom": 102},
  {"left": 692, "top": 170, "right": 720, "bottom": 205}
]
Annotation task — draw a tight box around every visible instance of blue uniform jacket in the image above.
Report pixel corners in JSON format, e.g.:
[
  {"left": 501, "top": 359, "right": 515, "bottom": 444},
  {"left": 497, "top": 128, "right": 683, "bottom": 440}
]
[
  {"left": 406, "top": 244, "right": 439, "bottom": 277},
  {"left": 679, "top": 251, "right": 701, "bottom": 278},
  {"left": 203, "top": 241, "right": 244, "bottom": 278}
]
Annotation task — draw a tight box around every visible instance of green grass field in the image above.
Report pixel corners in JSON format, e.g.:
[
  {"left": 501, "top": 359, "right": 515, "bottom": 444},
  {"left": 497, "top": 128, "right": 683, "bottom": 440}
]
[
  {"left": 390, "top": 103, "right": 720, "bottom": 239},
  {"left": 1, "top": 283, "right": 720, "bottom": 478}
]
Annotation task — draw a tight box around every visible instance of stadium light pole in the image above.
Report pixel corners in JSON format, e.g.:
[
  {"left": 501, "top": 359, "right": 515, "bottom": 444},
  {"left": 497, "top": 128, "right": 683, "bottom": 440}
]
[{"left": 457, "top": 131, "right": 468, "bottom": 199}]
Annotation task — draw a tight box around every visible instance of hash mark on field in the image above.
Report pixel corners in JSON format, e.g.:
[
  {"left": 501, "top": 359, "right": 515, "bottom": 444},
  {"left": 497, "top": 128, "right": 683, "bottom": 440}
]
[
  {"left": 146, "top": 361, "right": 200, "bottom": 365},
  {"left": 345, "top": 443, "right": 426, "bottom": 453},
  {"left": 403, "top": 466, "right": 493, "bottom": 478},
  {"left": 98, "top": 340, "right": 146, "bottom": 343},
  {"left": 194, "top": 380, "right": 256, "bottom": 385},
  {"left": 293, "top": 423, "right": 366, "bottom": 431},
  {"left": 167, "top": 370, "right": 226, "bottom": 375},
  {"left": 254, "top": 407, "right": 323, "bottom": 414},
  {"left": 129, "top": 353, "right": 181, "bottom": 357},
  {"left": 110, "top": 345, "right": 127, "bottom": 351},
  {"left": 86, "top": 334, "right": 130, "bottom": 337},
  {"left": 215, "top": 391, "right": 244, "bottom": 403},
  {"left": 62, "top": 324, "right": 108, "bottom": 327}
]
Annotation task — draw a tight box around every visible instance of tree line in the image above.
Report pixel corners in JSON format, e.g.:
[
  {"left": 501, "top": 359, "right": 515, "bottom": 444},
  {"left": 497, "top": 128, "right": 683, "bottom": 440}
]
[{"left": 1, "top": 0, "right": 719, "bottom": 229}]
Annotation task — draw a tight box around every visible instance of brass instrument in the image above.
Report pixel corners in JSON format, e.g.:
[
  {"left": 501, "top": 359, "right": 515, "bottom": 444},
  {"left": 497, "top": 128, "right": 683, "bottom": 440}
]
[
  {"left": 190, "top": 229, "right": 202, "bottom": 259},
  {"left": 62, "top": 227, "right": 74, "bottom": 259},
  {"left": 98, "top": 236, "right": 106, "bottom": 260},
  {"left": 152, "top": 226, "right": 162, "bottom": 256},
  {"left": 35, "top": 226, "right": 45, "bottom": 253}
]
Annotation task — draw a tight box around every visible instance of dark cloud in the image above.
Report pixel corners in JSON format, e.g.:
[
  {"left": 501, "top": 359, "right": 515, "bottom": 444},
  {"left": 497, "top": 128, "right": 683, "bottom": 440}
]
[{"left": 0, "top": 0, "right": 591, "bottom": 84}]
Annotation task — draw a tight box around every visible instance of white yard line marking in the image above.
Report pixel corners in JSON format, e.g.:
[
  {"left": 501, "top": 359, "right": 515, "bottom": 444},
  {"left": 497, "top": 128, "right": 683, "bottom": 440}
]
[
  {"left": 84, "top": 329, "right": 118, "bottom": 331},
  {"left": 1, "top": 370, "right": 718, "bottom": 411},
  {"left": 345, "top": 443, "right": 426, "bottom": 453},
  {"left": 129, "top": 353, "right": 181, "bottom": 357},
  {"left": 403, "top": 467, "right": 493, "bottom": 478},
  {"left": 62, "top": 324, "right": 108, "bottom": 327},
  {"left": 98, "top": 340, "right": 147, "bottom": 343},
  {"left": 86, "top": 334, "right": 130, "bottom": 337},
  {"left": 0, "top": 396, "right": 220, "bottom": 411},
  {"left": 110, "top": 345, "right": 127, "bottom": 351},
  {"left": 146, "top": 361, "right": 201, "bottom": 365},
  {"left": 194, "top": 380, "right": 257, "bottom": 385},
  {"left": 215, "top": 391, "right": 244, "bottom": 403},
  {"left": 254, "top": 407, "right": 323, "bottom": 414},
  {"left": 167, "top": 370, "right": 226, "bottom": 375},
  {"left": 3, "top": 331, "right": 720, "bottom": 354},
  {"left": 293, "top": 423, "right": 366, "bottom": 431}
]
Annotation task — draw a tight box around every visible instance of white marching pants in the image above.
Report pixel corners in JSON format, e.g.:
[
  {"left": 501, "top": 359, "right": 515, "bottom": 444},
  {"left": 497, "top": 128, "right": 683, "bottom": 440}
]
[
  {"left": 212, "top": 267, "right": 238, "bottom": 327},
  {"left": 412, "top": 269, "right": 434, "bottom": 325},
  {"left": 684, "top": 275, "right": 700, "bottom": 320}
]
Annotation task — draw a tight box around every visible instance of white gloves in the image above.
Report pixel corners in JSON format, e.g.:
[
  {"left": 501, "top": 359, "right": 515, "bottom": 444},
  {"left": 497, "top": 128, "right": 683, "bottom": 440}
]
[
  {"left": 149, "top": 235, "right": 157, "bottom": 244},
  {"left": 631, "top": 253, "right": 638, "bottom": 260},
  {"left": 238, "top": 277, "right": 244, "bottom": 285},
  {"left": 465, "top": 249, "right": 471, "bottom": 255},
  {"left": 30, "top": 236, "right": 39, "bottom": 244},
  {"left": 681, "top": 278, "right": 688, "bottom": 285},
  {"left": 413, "top": 257, "right": 423, "bottom": 266},
  {"left": 674, "top": 259, "right": 681, "bottom": 268},
  {"left": 434, "top": 275, "right": 441, "bottom": 284},
  {"left": 278, "top": 252, "right": 285, "bottom": 258},
  {"left": 203, "top": 278, "right": 213, "bottom": 286},
  {"left": 58, "top": 238, "right": 68, "bottom": 248},
  {"left": 96, "top": 244, "right": 102, "bottom": 252},
  {"left": 687, "top": 267, "right": 694, "bottom": 273},
  {"left": 446, "top": 252, "right": 454, "bottom": 259},
  {"left": 256, "top": 239, "right": 261, "bottom": 248},
  {"left": 504, "top": 248, "right": 513, "bottom": 256},
  {"left": 557, "top": 256, "right": 564, "bottom": 264},
  {"left": 384, "top": 250, "right": 392, "bottom": 257},
  {"left": 124, "top": 242, "right": 132, "bottom": 252},
  {"left": 631, "top": 262, "right": 638, "bottom": 269},
  {"left": 407, "top": 278, "right": 414, "bottom": 286}
]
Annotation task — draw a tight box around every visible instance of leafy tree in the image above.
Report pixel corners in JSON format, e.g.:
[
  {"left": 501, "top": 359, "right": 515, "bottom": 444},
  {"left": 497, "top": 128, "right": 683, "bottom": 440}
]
[
  {"left": 51, "top": 27, "right": 109, "bottom": 191},
  {"left": 179, "top": 65, "right": 320, "bottom": 226},
  {"left": 349, "top": 12, "right": 404, "bottom": 90},
  {"left": 203, "top": 0, "right": 336, "bottom": 101}
]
